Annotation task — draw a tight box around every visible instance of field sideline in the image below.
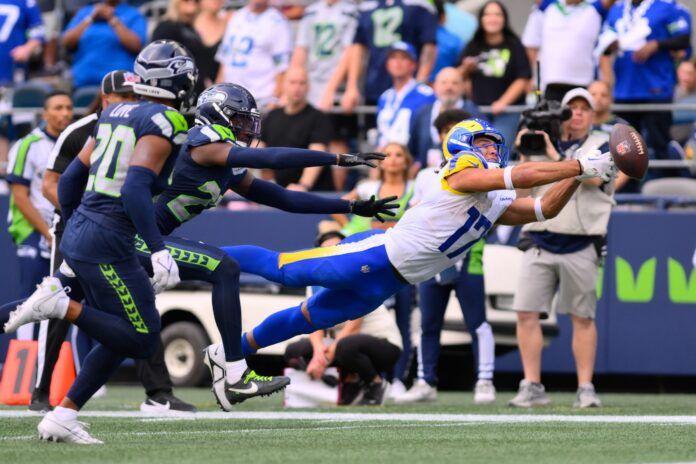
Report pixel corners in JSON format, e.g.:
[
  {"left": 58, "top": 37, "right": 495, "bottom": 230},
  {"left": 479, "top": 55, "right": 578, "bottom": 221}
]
[{"left": 1, "top": 387, "right": 696, "bottom": 464}]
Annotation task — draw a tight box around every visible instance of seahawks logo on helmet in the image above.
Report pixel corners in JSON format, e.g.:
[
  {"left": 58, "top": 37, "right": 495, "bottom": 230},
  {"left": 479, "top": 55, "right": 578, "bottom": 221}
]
[
  {"left": 195, "top": 83, "right": 261, "bottom": 146},
  {"left": 197, "top": 90, "right": 227, "bottom": 106}
]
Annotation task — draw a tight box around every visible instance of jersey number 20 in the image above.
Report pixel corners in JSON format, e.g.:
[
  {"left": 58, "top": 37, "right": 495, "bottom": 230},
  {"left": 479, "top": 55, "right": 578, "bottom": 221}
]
[{"left": 87, "top": 124, "right": 137, "bottom": 197}]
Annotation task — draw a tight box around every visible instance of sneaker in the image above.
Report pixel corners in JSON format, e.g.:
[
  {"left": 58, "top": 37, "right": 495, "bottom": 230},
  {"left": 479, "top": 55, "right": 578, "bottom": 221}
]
[
  {"left": 339, "top": 380, "right": 364, "bottom": 405},
  {"left": 359, "top": 380, "right": 390, "bottom": 406},
  {"left": 140, "top": 392, "right": 197, "bottom": 416},
  {"left": 508, "top": 380, "right": 550, "bottom": 407},
  {"left": 28, "top": 391, "right": 52, "bottom": 414},
  {"left": 202, "top": 343, "right": 290, "bottom": 410},
  {"left": 393, "top": 379, "right": 437, "bottom": 404},
  {"left": 4, "top": 277, "right": 69, "bottom": 333},
  {"left": 387, "top": 379, "right": 406, "bottom": 400},
  {"left": 37, "top": 411, "right": 103, "bottom": 444},
  {"left": 473, "top": 379, "right": 496, "bottom": 405},
  {"left": 574, "top": 383, "right": 602, "bottom": 408}
]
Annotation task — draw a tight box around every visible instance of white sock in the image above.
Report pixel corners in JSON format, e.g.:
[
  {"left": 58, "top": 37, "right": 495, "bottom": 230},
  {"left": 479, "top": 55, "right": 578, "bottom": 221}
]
[
  {"left": 53, "top": 406, "right": 78, "bottom": 422},
  {"left": 226, "top": 359, "right": 249, "bottom": 383},
  {"left": 476, "top": 322, "right": 495, "bottom": 381}
]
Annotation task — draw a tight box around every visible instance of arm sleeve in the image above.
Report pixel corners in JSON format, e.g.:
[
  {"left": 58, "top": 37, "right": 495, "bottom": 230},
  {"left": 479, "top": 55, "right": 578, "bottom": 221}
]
[
  {"left": 120, "top": 166, "right": 166, "bottom": 253},
  {"left": 244, "top": 177, "right": 350, "bottom": 213},
  {"left": 226, "top": 145, "right": 337, "bottom": 169},
  {"left": 57, "top": 157, "right": 89, "bottom": 221},
  {"left": 666, "top": 4, "right": 691, "bottom": 38}
]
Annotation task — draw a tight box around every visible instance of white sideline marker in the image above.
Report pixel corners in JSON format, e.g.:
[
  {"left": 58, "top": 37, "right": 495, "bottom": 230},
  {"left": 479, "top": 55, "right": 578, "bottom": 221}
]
[{"left": 2, "top": 410, "right": 696, "bottom": 424}]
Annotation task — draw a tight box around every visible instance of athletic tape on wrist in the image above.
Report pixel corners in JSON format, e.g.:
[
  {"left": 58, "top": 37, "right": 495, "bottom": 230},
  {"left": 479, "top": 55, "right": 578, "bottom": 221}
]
[
  {"left": 534, "top": 197, "right": 546, "bottom": 222},
  {"left": 503, "top": 166, "right": 514, "bottom": 190}
]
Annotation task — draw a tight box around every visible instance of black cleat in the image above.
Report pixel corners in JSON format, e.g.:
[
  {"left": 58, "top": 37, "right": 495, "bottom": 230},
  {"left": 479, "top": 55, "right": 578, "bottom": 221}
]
[
  {"left": 224, "top": 369, "right": 290, "bottom": 407},
  {"left": 140, "top": 392, "right": 198, "bottom": 415},
  {"left": 358, "top": 380, "right": 390, "bottom": 406}
]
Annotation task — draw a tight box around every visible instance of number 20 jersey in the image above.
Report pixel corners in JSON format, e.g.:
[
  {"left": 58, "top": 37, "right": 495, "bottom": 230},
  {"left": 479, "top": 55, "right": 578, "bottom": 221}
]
[
  {"left": 65, "top": 102, "right": 188, "bottom": 262},
  {"left": 383, "top": 151, "right": 516, "bottom": 283}
]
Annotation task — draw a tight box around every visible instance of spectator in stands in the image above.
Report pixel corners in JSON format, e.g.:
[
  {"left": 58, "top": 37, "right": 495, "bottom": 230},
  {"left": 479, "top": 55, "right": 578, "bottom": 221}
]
[
  {"left": 588, "top": 80, "right": 627, "bottom": 134},
  {"left": 334, "top": 0, "right": 438, "bottom": 113},
  {"left": 598, "top": 0, "right": 691, "bottom": 175},
  {"left": 672, "top": 59, "right": 696, "bottom": 144},
  {"left": 291, "top": 0, "right": 357, "bottom": 109},
  {"left": 259, "top": 67, "right": 335, "bottom": 191},
  {"left": 62, "top": 0, "right": 147, "bottom": 88},
  {"left": 410, "top": 67, "right": 479, "bottom": 172},
  {"left": 375, "top": 42, "right": 435, "bottom": 149},
  {"left": 151, "top": 0, "right": 209, "bottom": 94},
  {"left": 510, "top": 88, "right": 611, "bottom": 409},
  {"left": 460, "top": 1, "right": 531, "bottom": 149},
  {"left": 396, "top": 108, "right": 496, "bottom": 405},
  {"left": 522, "top": 0, "right": 614, "bottom": 102},
  {"left": 6, "top": 91, "right": 72, "bottom": 339},
  {"left": 215, "top": 0, "right": 292, "bottom": 110},
  {"left": 284, "top": 224, "right": 402, "bottom": 406},
  {"left": 0, "top": 0, "right": 43, "bottom": 84},
  {"left": 193, "top": 0, "right": 227, "bottom": 82},
  {"left": 331, "top": 142, "right": 415, "bottom": 397},
  {"left": 429, "top": 0, "right": 465, "bottom": 82}
]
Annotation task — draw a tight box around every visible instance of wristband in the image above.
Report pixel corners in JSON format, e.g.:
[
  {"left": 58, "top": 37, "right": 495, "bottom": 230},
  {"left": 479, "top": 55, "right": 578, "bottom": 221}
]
[
  {"left": 576, "top": 159, "right": 583, "bottom": 176},
  {"left": 503, "top": 166, "right": 514, "bottom": 190},
  {"left": 534, "top": 197, "right": 546, "bottom": 222}
]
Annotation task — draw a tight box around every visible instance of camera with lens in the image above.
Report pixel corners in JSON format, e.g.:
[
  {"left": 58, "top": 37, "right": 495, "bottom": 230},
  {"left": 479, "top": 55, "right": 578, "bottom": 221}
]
[{"left": 517, "top": 98, "right": 571, "bottom": 157}]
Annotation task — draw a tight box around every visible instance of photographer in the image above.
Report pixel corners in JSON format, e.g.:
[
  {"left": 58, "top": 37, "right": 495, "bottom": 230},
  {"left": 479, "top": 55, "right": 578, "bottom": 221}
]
[{"left": 509, "top": 88, "right": 613, "bottom": 409}]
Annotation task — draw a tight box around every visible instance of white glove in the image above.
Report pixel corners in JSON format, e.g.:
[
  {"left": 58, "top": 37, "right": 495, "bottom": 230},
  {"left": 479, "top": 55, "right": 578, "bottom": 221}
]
[
  {"left": 59, "top": 260, "right": 76, "bottom": 278},
  {"left": 576, "top": 149, "right": 616, "bottom": 182},
  {"left": 151, "top": 249, "right": 180, "bottom": 294}
]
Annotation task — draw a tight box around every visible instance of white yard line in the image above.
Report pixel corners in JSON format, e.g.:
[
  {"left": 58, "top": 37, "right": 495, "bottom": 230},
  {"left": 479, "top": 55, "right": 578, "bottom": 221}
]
[{"left": 2, "top": 410, "right": 696, "bottom": 424}]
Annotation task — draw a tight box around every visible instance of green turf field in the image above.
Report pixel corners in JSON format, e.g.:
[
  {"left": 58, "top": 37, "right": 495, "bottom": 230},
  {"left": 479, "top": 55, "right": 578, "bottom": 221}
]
[{"left": 2, "top": 387, "right": 696, "bottom": 464}]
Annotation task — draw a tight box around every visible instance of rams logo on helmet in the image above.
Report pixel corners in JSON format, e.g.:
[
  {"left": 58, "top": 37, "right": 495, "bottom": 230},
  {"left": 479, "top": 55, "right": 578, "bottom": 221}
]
[{"left": 442, "top": 118, "right": 509, "bottom": 168}]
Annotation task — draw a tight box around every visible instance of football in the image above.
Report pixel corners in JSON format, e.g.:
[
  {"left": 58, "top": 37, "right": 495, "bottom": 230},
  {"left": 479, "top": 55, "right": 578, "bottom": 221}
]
[{"left": 609, "top": 123, "right": 649, "bottom": 179}]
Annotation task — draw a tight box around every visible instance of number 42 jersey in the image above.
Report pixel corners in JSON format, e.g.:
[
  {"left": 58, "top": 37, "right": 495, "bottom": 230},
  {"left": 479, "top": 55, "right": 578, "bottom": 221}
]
[{"left": 383, "top": 151, "right": 516, "bottom": 283}]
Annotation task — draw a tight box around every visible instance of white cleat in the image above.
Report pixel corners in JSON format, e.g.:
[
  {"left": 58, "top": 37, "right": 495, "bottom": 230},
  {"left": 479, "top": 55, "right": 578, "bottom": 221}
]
[
  {"left": 202, "top": 343, "right": 233, "bottom": 411},
  {"left": 4, "top": 277, "right": 69, "bottom": 333},
  {"left": 473, "top": 379, "right": 497, "bottom": 405},
  {"left": 393, "top": 379, "right": 438, "bottom": 404},
  {"left": 37, "top": 411, "right": 103, "bottom": 444}
]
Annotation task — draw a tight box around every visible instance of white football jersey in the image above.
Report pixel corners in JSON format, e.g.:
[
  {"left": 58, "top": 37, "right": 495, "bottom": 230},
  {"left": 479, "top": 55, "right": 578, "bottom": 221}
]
[
  {"left": 384, "top": 152, "right": 515, "bottom": 283},
  {"left": 296, "top": 0, "right": 358, "bottom": 106},
  {"left": 216, "top": 6, "right": 292, "bottom": 107}
]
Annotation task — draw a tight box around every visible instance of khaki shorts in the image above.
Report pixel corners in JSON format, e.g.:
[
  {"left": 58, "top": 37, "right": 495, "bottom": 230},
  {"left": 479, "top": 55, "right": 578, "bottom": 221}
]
[
  {"left": 42, "top": 11, "right": 61, "bottom": 41},
  {"left": 512, "top": 243, "right": 600, "bottom": 319}
]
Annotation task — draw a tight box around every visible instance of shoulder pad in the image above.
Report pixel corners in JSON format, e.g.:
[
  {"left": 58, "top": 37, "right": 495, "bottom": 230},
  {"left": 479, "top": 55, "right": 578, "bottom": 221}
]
[
  {"left": 187, "top": 124, "right": 236, "bottom": 148},
  {"left": 444, "top": 151, "right": 488, "bottom": 176}
]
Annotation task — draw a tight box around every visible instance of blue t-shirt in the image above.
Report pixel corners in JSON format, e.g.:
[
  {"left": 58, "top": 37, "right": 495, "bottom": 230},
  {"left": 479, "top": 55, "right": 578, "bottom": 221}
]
[
  {"left": 353, "top": 0, "right": 437, "bottom": 103},
  {"left": 63, "top": 101, "right": 187, "bottom": 263},
  {"left": 605, "top": 0, "right": 691, "bottom": 101},
  {"left": 0, "top": 0, "right": 43, "bottom": 83},
  {"left": 65, "top": 3, "right": 147, "bottom": 87},
  {"left": 376, "top": 79, "right": 435, "bottom": 147},
  {"left": 155, "top": 124, "right": 248, "bottom": 236},
  {"left": 429, "top": 25, "right": 464, "bottom": 82}
]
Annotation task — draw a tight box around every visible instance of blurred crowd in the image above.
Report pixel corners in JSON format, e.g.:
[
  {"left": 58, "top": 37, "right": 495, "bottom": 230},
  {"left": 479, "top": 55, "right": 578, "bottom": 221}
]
[{"left": 0, "top": 0, "right": 694, "bottom": 190}]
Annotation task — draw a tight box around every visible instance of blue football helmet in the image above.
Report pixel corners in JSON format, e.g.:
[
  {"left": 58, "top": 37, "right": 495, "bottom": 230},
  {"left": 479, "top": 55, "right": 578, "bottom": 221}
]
[
  {"left": 195, "top": 83, "right": 261, "bottom": 146},
  {"left": 133, "top": 40, "right": 198, "bottom": 112},
  {"left": 443, "top": 118, "right": 509, "bottom": 168}
]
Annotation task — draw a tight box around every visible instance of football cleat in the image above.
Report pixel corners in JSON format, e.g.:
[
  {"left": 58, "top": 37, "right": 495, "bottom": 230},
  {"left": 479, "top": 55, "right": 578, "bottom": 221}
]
[
  {"left": 37, "top": 411, "right": 103, "bottom": 445},
  {"left": 140, "top": 392, "right": 197, "bottom": 416},
  {"left": 473, "top": 379, "right": 497, "bottom": 405},
  {"left": 4, "top": 277, "right": 69, "bottom": 333},
  {"left": 203, "top": 344, "right": 291, "bottom": 411}
]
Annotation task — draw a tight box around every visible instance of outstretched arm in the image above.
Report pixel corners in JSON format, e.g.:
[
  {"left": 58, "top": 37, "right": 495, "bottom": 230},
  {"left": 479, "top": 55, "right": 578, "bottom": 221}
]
[
  {"left": 191, "top": 143, "right": 384, "bottom": 170},
  {"left": 231, "top": 173, "right": 397, "bottom": 220},
  {"left": 497, "top": 178, "right": 580, "bottom": 225}
]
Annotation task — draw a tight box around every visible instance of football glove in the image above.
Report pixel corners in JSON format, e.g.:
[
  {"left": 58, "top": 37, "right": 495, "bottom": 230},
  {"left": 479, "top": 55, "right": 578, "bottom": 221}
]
[
  {"left": 576, "top": 149, "right": 616, "bottom": 182},
  {"left": 337, "top": 152, "right": 386, "bottom": 168},
  {"left": 350, "top": 195, "right": 399, "bottom": 222},
  {"left": 151, "top": 249, "right": 180, "bottom": 294}
]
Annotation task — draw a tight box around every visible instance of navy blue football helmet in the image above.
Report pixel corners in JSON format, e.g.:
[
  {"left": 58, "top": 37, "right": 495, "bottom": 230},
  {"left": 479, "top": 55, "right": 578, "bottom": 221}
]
[
  {"left": 195, "top": 83, "right": 261, "bottom": 145},
  {"left": 133, "top": 40, "right": 198, "bottom": 111}
]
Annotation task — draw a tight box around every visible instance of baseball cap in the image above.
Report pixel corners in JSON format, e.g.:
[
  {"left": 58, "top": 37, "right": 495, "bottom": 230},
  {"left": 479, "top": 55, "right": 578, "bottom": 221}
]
[
  {"left": 101, "top": 70, "right": 140, "bottom": 95},
  {"left": 561, "top": 87, "right": 595, "bottom": 111},
  {"left": 387, "top": 41, "right": 417, "bottom": 62}
]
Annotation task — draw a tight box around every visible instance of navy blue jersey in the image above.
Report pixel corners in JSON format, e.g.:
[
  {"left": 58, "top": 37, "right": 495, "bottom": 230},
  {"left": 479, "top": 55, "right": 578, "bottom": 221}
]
[
  {"left": 63, "top": 101, "right": 188, "bottom": 262},
  {"left": 155, "top": 124, "right": 248, "bottom": 236},
  {"left": 353, "top": 0, "right": 437, "bottom": 102}
]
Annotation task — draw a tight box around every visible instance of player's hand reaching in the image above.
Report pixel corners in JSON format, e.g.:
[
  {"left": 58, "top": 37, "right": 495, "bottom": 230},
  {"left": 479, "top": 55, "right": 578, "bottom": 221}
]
[
  {"left": 576, "top": 149, "right": 617, "bottom": 183},
  {"left": 337, "top": 152, "right": 386, "bottom": 168},
  {"left": 351, "top": 195, "right": 399, "bottom": 222},
  {"left": 150, "top": 249, "right": 180, "bottom": 294}
]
